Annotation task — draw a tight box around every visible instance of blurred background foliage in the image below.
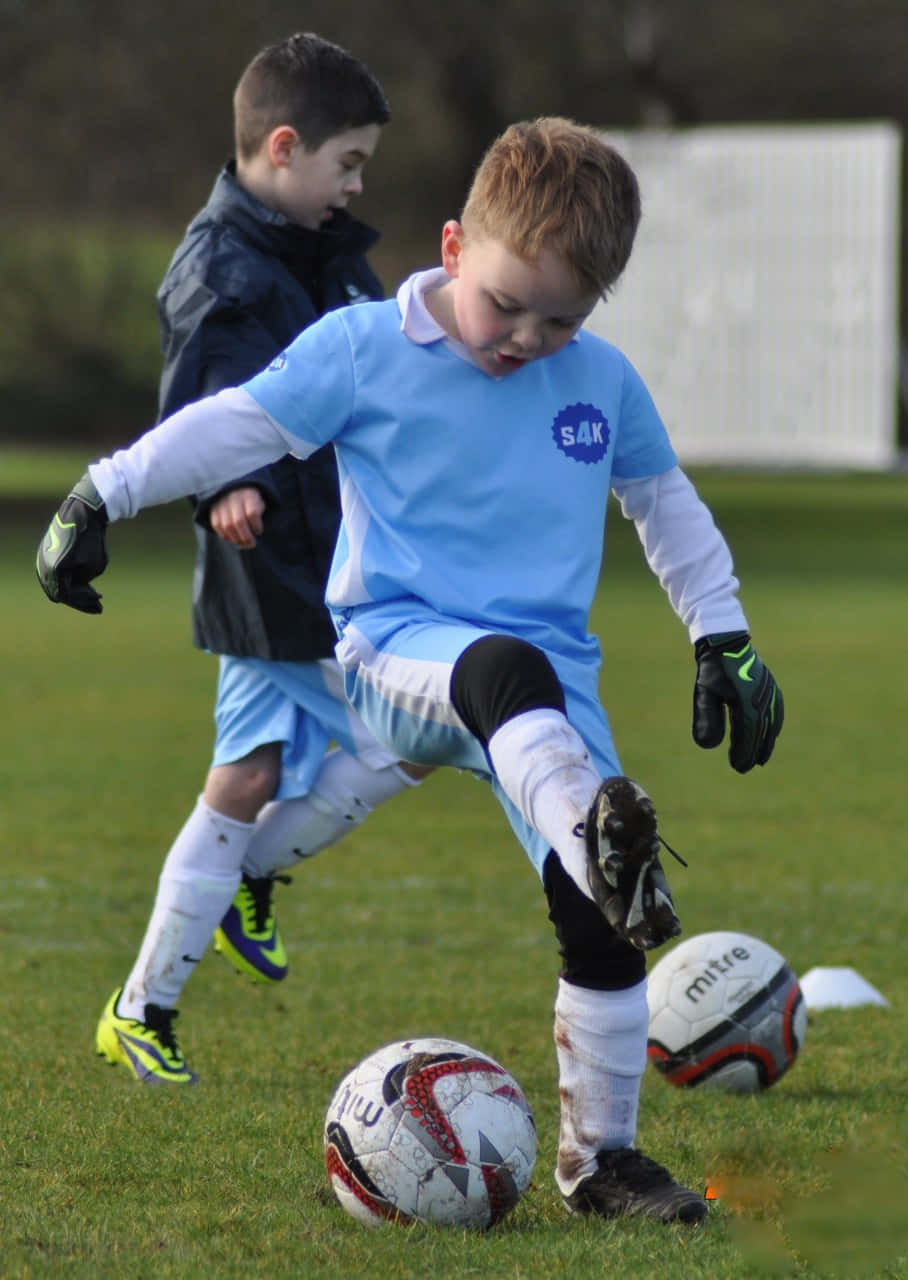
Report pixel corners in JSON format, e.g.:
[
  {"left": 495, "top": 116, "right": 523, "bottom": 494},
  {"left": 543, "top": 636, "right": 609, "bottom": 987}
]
[{"left": 1, "top": 0, "right": 905, "bottom": 448}]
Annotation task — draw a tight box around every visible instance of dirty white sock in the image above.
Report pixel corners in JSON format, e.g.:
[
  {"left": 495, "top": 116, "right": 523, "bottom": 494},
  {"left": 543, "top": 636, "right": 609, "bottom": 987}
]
[
  {"left": 553, "top": 976, "right": 649, "bottom": 1195},
  {"left": 119, "top": 798, "right": 254, "bottom": 1017}
]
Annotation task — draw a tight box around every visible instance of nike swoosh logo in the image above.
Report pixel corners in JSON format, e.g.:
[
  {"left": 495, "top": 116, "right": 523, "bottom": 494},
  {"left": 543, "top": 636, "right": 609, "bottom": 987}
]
[
  {"left": 259, "top": 935, "right": 287, "bottom": 965},
  {"left": 116, "top": 1028, "right": 194, "bottom": 1080},
  {"left": 182, "top": 954, "right": 202, "bottom": 964},
  {"left": 737, "top": 654, "right": 756, "bottom": 682}
]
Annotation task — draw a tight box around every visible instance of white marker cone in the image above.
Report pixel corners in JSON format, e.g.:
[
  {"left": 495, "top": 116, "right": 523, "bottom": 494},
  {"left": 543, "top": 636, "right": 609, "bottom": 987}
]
[{"left": 799, "top": 966, "right": 889, "bottom": 1010}]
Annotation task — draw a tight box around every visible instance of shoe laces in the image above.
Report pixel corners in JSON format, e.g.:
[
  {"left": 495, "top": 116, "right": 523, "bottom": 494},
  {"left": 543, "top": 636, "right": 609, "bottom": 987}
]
[
  {"left": 142, "top": 1003, "right": 182, "bottom": 1056},
  {"left": 596, "top": 1147, "right": 673, "bottom": 1191},
  {"left": 241, "top": 873, "right": 291, "bottom": 932}
]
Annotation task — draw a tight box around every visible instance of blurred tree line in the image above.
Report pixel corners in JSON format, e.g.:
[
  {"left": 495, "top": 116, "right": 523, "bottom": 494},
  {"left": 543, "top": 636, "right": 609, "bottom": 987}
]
[{"left": 1, "top": 0, "right": 905, "bottom": 447}]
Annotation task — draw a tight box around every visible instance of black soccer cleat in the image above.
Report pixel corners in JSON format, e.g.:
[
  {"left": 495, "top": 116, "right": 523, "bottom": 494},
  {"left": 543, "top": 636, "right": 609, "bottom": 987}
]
[
  {"left": 584, "top": 776, "right": 682, "bottom": 950},
  {"left": 563, "top": 1147, "right": 708, "bottom": 1224}
]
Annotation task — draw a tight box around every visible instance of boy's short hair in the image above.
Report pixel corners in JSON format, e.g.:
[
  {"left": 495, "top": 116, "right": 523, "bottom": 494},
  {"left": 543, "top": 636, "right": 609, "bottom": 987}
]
[
  {"left": 233, "top": 32, "right": 391, "bottom": 162},
  {"left": 461, "top": 117, "right": 641, "bottom": 298}
]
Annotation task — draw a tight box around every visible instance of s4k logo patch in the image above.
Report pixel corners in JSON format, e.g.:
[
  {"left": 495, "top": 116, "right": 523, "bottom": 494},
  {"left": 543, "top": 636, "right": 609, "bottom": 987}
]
[{"left": 551, "top": 402, "right": 610, "bottom": 464}]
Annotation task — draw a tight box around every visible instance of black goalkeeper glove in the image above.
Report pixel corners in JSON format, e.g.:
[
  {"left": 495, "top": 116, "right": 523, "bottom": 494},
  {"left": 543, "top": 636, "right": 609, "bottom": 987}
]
[
  {"left": 692, "top": 632, "right": 783, "bottom": 772},
  {"left": 36, "top": 472, "right": 109, "bottom": 614}
]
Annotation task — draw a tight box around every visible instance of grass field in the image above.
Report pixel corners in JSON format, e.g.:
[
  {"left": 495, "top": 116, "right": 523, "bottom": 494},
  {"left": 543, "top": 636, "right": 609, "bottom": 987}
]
[{"left": 2, "top": 469, "right": 906, "bottom": 1278}]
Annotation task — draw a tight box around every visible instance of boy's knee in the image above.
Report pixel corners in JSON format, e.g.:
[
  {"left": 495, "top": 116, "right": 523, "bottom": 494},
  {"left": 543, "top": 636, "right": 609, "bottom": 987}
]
[
  {"left": 450, "top": 634, "right": 566, "bottom": 745},
  {"left": 205, "top": 743, "right": 281, "bottom": 821}
]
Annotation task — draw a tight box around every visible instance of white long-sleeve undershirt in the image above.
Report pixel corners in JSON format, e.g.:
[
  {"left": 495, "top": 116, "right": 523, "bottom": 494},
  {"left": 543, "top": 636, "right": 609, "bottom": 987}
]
[
  {"left": 89, "top": 387, "right": 296, "bottom": 521},
  {"left": 611, "top": 467, "right": 748, "bottom": 641}
]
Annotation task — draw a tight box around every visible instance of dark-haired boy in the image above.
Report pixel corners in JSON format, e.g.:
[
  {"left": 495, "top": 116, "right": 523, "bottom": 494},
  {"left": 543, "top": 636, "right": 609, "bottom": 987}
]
[{"left": 90, "top": 32, "right": 428, "bottom": 1084}]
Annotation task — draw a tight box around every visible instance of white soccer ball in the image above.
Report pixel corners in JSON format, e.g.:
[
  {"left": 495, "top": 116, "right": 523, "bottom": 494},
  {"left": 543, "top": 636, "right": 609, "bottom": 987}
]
[
  {"left": 324, "top": 1036, "right": 537, "bottom": 1228},
  {"left": 646, "top": 931, "right": 807, "bottom": 1093}
]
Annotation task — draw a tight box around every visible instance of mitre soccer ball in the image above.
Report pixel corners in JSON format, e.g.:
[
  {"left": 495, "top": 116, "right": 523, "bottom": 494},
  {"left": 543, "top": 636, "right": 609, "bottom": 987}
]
[
  {"left": 324, "top": 1037, "right": 537, "bottom": 1228},
  {"left": 646, "top": 931, "right": 807, "bottom": 1093}
]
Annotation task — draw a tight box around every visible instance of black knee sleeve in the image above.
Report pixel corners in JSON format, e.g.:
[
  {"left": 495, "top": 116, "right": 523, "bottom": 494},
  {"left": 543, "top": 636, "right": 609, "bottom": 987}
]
[
  {"left": 543, "top": 850, "right": 646, "bottom": 990},
  {"left": 450, "top": 635, "right": 565, "bottom": 745},
  {"left": 451, "top": 640, "right": 636, "bottom": 986}
]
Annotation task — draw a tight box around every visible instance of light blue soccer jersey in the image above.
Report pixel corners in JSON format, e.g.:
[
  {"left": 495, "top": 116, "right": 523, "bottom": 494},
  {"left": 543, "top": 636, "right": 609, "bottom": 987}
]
[{"left": 244, "top": 277, "right": 676, "bottom": 672}]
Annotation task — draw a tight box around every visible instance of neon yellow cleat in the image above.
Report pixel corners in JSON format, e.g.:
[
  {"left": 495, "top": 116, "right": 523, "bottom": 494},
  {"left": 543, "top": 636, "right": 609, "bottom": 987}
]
[
  {"left": 95, "top": 988, "right": 198, "bottom": 1084},
  {"left": 214, "top": 874, "right": 289, "bottom": 983}
]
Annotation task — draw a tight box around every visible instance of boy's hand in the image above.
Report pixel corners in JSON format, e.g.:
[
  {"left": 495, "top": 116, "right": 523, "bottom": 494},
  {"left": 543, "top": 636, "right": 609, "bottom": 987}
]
[
  {"left": 36, "top": 473, "right": 109, "bottom": 613},
  {"left": 209, "top": 486, "right": 266, "bottom": 548},
  {"left": 692, "top": 633, "right": 783, "bottom": 772}
]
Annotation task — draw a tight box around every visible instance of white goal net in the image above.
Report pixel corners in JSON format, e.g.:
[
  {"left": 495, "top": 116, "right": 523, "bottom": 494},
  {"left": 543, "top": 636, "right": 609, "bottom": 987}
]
[{"left": 587, "top": 122, "right": 902, "bottom": 469}]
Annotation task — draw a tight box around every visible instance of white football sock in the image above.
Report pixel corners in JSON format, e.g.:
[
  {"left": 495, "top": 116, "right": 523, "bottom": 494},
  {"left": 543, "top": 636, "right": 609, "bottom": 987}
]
[
  {"left": 487, "top": 709, "right": 600, "bottom": 900},
  {"left": 553, "top": 977, "right": 649, "bottom": 1195},
  {"left": 119, "top": 797, "right": 254, "bottom": 1018},
  {"left": 242, "top": 752, "right": 421, "bottom": 878}
]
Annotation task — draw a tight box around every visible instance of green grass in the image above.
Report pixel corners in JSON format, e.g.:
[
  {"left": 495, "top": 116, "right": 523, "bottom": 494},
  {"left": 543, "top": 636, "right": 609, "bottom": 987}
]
[
  {"left": 0, "top": 447, "right": 107, "bottom": 497},
  {"left": 2, "top": 472, "right": 907, "bottom": 1278}
]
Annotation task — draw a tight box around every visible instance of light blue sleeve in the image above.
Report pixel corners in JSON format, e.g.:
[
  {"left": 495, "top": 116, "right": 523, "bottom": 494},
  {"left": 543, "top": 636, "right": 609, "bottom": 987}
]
[
  {"left": 611, "top": 356, "right": 678, "bottom": 479},
  {"left": 242, "top": 310, "right": 355, "bottom": 449}
]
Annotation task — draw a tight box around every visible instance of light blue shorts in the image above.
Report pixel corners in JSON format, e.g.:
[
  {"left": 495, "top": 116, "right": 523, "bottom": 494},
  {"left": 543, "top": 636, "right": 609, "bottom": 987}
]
[
  {"left": 212, "top": 654, "right": 398, "bottom": 800},
  {"left": 334, "top": 604, "right": 621, "bottom": 878}
]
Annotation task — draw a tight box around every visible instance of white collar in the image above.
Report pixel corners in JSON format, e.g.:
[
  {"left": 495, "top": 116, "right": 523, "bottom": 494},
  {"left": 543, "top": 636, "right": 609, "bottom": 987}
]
[
  {"left": 396, "top": 267, "right": 451, "bottom": 343},
  {"left": 395, "top": 265, "right": 583, "bottom": 371}
]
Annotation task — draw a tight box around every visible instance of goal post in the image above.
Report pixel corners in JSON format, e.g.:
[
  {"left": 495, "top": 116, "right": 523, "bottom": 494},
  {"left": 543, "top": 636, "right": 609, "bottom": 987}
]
[{"left": 588, "top": 122, "right": 902, "bottom": 469}]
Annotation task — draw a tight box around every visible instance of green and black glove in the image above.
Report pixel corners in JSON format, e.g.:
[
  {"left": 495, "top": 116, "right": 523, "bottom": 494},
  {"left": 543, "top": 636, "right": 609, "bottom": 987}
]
[
  {"left": 36, "top": 472, "right": 109, "bottom": 614},
  {"left": 692, "top": 632, "right": 783, "bottom": 772}
]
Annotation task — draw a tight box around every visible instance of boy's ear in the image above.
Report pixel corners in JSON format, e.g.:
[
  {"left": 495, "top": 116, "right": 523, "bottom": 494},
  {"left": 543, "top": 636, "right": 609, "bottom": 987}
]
[
  {"left": 267, "top": 125, "right": 300, "bottom": 170},
  {"left": 440, "top": 221, "right": 465, "bottom": 276}
]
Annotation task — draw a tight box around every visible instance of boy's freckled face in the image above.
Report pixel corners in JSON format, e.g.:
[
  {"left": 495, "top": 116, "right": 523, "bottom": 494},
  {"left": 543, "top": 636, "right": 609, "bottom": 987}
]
[
  {"left": 434, "top": 222, "right": 599, "bottom": 378},
  {"left": 277, "top": 123, "right": 382, "bottom": 230}
]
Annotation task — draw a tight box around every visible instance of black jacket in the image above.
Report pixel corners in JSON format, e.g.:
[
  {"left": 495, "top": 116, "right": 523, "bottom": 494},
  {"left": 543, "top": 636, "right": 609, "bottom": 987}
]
[{"left": 156, "top": 163, "right": 382, "bottom": 659}]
